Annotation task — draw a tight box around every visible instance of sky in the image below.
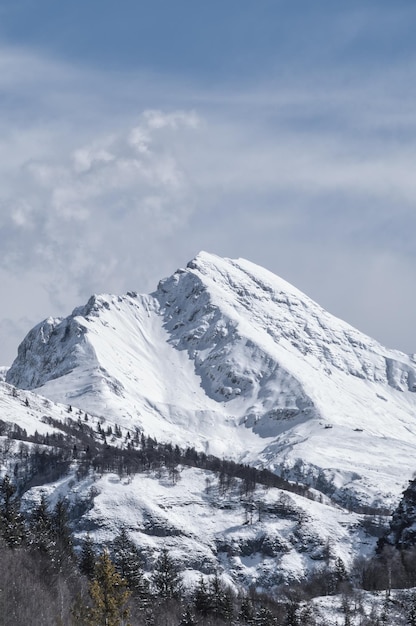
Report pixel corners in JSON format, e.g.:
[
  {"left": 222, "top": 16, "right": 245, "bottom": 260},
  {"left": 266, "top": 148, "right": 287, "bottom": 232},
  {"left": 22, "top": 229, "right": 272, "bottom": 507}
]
[{"left": 1, "top": 0, "right": 416, "bottom": 364}]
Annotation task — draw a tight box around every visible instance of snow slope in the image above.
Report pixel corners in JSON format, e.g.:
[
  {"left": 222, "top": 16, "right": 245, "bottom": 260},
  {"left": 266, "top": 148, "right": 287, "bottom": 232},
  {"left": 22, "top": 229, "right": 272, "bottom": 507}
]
[
  {"left": 0, "top": 380, "right": 74, "bottom": 438},
  {"left": 22, "top": 464, "right": 375, "bottom": 590},
  {"left": 7, "top": 252, "right": 416, "bottom": 506}
]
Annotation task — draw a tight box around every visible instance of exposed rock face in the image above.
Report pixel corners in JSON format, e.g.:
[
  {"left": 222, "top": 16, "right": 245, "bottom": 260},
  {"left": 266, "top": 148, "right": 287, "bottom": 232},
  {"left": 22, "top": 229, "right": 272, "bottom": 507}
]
[
  {"left": 6, "top": 252, "right": 416, "bottom": 506},
  {"left": 389, "top": 480, "right": 416, "bottom": 548}
]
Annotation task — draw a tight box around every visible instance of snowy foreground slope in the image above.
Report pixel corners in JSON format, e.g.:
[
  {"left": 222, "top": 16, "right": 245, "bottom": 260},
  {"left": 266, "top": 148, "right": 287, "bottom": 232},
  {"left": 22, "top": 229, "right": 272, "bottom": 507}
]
[
  {"left": 23, "top": 465, "right": 375, "bottom": 589},
  {"left": 0, "top": 379, "right": 78, "bottom": 437},
  {"left": 7, "top": 252, "right": 416, "bottom": 507},
  {"left": 0, "top": 379, "right": 378, "bottom": 589}
]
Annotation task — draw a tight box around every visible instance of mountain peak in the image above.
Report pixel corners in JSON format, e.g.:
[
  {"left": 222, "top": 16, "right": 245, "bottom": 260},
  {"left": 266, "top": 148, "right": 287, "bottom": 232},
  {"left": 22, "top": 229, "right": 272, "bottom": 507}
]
[
  {"left": 185, "top": 251, "right": 306, "bottom": 300},
  {"left": 6, "top": 253, "right": 416, "bottom": 506}
]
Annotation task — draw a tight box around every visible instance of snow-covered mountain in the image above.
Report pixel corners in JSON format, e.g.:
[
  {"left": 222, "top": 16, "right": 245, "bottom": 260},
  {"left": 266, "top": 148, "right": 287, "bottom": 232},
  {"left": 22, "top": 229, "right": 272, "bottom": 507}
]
[
  {"left": 23, "top": 462, "right": 375, "bottom": 590},
  {"left": 6, "top": 251, "right": 416, "bottom": 507},
  {"left": 0, "top": 379, "right": 74, "bottom": 438}
]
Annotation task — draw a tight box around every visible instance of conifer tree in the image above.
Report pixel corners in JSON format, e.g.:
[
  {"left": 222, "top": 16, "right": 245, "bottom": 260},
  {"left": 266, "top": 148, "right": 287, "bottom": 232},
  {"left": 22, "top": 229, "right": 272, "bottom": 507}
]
[
  {"left": 179, "top": 605, "right": 197, "bottom": 626},
  {"left": 88, "top": 549, "right": 131, "bottom": 626},
  {"left": 28, "top": 494, "right": 54, "bottom": 556},
  {"left": 239, "top": 596, "right": 255, "bottom": 624},
  {"left": 408, "top": 593, "right": 416, "bottom": 626},
  {"left": 0, "top": 474, "right": 15, "bottom": 508},
  {"left": 80, "top": 534, "right": 97, "bottom": 580},
  {"left": 0, "top": 498, "right": 25, "bottom": 548},
  {"left": 111, "top": 528, "right": 149, "bottom": 600},
  {"left": 285, "top": 601, "right": 299, "bottom": 626},
  {"left": 0, "top": 474, "right": 25, "bottom": 548},
  {"left": 254, "top": 607, "right": 277, "bottom": 626},
  {"left": 152, "top": 547, "right": 182, "bottom": 599},
  {"left": 209, "top": 572, "right": 233, "bottom": 621},
  {"left": 298, "top": 603, "right": 316, "bottom": 626},
  {"left": 51, "top": 497, "right": 74, "bottom": 565},
  {"left": 335, "top": 557, "right": 348, "bottom": 590},
  {"left": 193, "top": 575, "right": 211, "bottom": 616}
]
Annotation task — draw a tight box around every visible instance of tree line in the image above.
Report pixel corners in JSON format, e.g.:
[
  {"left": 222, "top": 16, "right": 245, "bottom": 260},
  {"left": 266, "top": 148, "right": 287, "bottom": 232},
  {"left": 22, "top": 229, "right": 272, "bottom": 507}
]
[
  {"left": 0, "top": 472, "right": 314, "bottom": 625},
  {"left": 3, "top": 470, "right": 416, "bottom": 624}
]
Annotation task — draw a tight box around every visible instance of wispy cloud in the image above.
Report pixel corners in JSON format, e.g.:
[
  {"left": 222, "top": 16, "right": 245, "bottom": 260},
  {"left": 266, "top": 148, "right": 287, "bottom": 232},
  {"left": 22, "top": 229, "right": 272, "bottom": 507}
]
[
  {"left": 0, "top": 40, "right": 416, "bottom": 363},
  {"left": 0, "top": 107, "right": 201, "bottom": 294}
]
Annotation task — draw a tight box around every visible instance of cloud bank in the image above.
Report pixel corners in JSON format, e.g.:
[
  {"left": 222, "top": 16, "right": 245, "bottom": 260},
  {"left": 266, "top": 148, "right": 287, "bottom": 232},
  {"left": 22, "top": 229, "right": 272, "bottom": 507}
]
[
  {"left": 1, "top": 109, "right": 199, "bottom": 292},
  {"left": 1, "top": 43, "right": 416, "bottom": 363}
]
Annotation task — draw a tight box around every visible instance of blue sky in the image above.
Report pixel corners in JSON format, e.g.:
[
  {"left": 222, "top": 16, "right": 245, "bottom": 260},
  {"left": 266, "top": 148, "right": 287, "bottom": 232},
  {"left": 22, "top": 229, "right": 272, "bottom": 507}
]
[{"left": 1, "top": 1, "right": 416, "bottom": 363}]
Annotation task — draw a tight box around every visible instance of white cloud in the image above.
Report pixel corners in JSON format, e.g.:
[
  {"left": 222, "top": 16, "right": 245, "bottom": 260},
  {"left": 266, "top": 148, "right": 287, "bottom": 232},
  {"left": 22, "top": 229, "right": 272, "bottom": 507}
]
[
  {"left": 143, "top": 109, "right": 200, "bottom": 130},
  {"left": 0, "top": 108, "right": 200, "bottom": 300},
  {"left": 1, "top": 44, "right": 416, "bottom": 363}
]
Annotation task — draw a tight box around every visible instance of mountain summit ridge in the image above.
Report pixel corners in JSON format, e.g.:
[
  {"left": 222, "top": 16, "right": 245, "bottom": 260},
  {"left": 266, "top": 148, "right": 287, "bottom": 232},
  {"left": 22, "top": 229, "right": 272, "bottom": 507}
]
[{"left": 6, "top": 252, "right": 416, "bottom": 506}]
